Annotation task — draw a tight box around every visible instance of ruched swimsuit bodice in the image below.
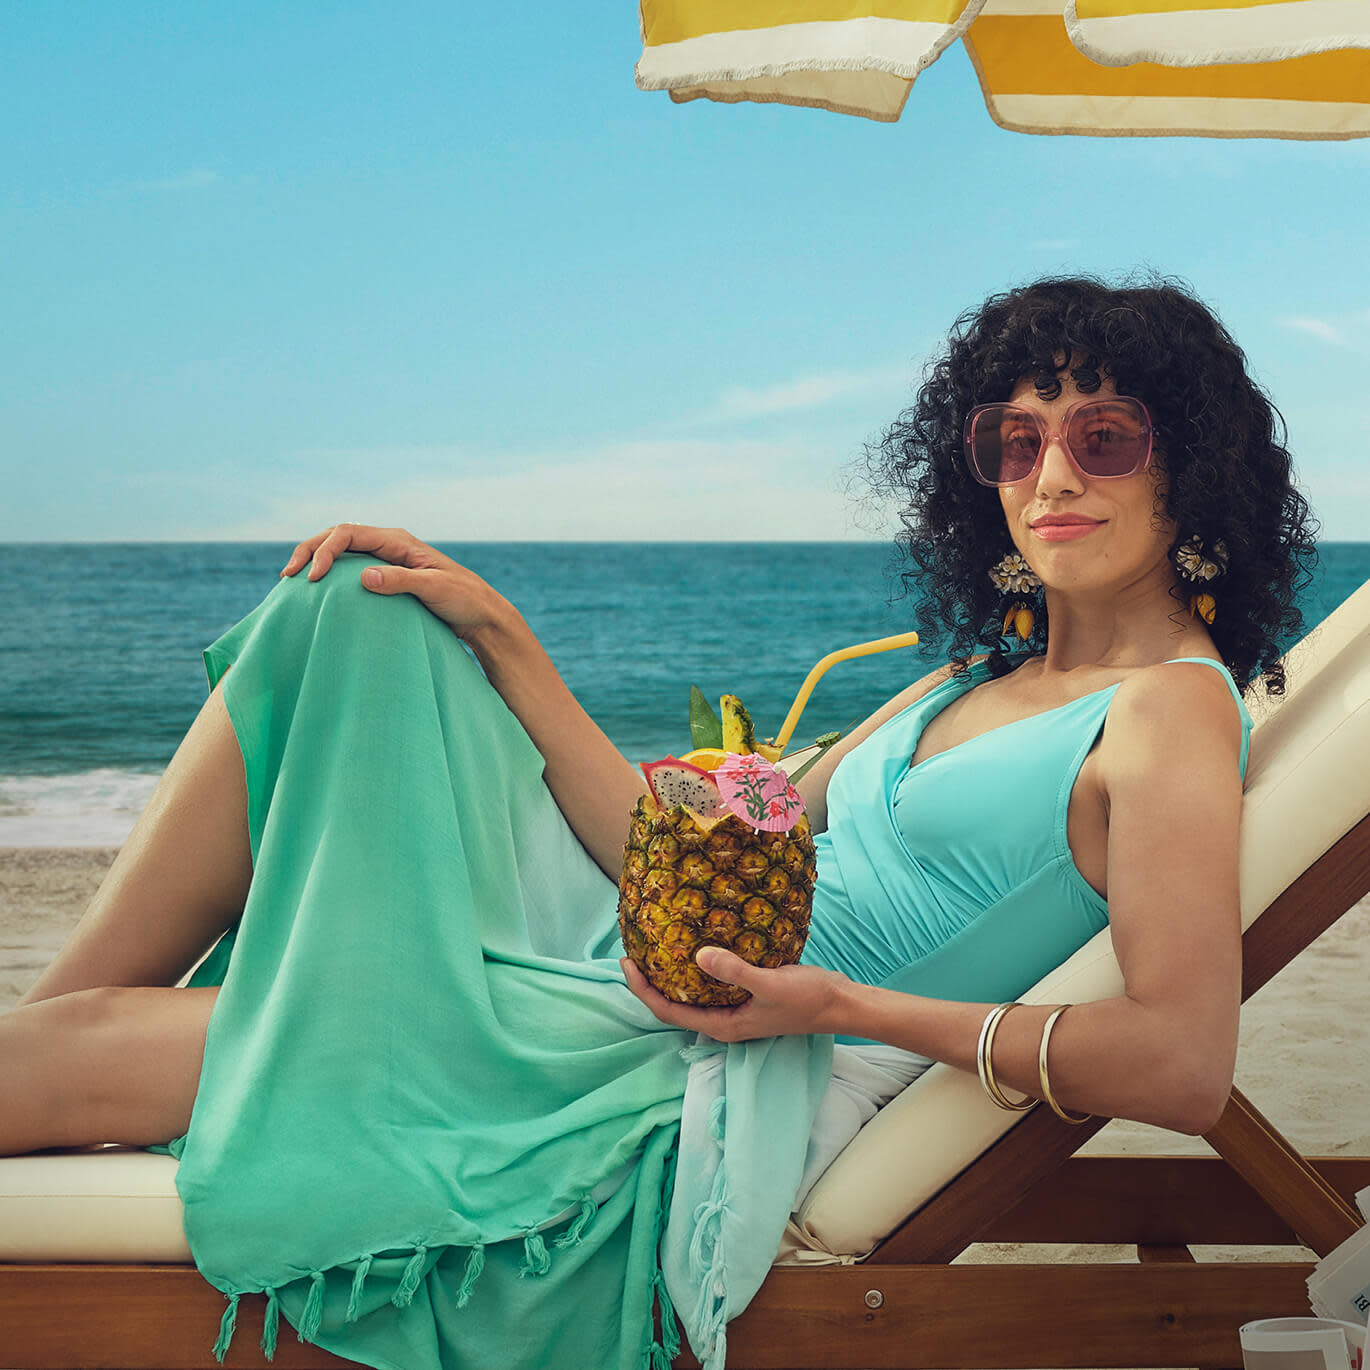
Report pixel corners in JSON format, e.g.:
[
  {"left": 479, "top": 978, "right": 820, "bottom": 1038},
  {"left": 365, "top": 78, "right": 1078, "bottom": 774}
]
[{"left": 802, "top": 657, "right": 1251, "bottom": 1043}]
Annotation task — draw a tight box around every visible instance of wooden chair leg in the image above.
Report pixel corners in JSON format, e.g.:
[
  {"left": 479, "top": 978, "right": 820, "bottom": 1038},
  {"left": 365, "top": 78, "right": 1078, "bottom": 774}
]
[
  {"left": 1203, "top": 1087, "right": 1364, "bottom": 1257},
  {"left": 1131, "top": 1249, "right": 1245, "bottom": 1370}
]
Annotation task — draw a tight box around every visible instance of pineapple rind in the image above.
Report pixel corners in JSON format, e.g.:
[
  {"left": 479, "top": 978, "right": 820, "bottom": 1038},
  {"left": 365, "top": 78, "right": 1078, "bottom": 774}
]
[{"left": 618, "top": 793, "right": 817, "bottom": 1006}]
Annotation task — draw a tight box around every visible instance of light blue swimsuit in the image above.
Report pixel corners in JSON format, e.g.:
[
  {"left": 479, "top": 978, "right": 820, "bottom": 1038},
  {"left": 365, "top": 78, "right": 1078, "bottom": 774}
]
[{"left": 803, "top": 657, "right": 1252, "bottom": 1041}]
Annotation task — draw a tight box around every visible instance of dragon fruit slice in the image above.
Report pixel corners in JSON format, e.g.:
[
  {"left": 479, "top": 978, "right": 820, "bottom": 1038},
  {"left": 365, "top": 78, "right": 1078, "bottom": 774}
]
[{"left": 641, "top": 756, "right": 726, "bottom": 819}]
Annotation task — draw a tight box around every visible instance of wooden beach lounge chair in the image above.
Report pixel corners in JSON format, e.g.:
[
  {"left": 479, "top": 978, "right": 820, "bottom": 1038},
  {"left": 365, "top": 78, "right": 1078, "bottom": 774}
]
[{"left": 3, "top": 579, "right": 1369, "bottom": 1370}]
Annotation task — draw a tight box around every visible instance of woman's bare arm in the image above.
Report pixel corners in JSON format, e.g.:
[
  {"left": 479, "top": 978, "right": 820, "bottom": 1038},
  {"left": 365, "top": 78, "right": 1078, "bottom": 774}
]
[
  {"left": 628, "top": 661, "right": 1245, "bottom": 1135},
  {"left": 282, "top": 524, "right": 646, "bottom": 879},
  {"left": 463, "top": 607, "right": 649, "bottom": 876}
]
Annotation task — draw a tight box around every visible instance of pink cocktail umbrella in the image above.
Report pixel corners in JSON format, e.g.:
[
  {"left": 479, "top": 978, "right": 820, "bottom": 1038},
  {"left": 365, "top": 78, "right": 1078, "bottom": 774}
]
[{"left": 714, "top": 752, "right": 806, "bottom": 833}]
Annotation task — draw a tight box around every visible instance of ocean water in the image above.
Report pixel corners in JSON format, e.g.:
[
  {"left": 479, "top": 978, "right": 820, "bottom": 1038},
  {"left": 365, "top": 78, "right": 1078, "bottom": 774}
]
[{"left": 1, "top": 541, "right": 1366, "bottom": 845}]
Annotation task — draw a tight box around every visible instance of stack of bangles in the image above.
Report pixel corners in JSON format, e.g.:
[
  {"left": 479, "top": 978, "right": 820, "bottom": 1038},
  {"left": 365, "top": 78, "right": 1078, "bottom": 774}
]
[{"left": 975, "top": 1001, "right": 1091, "bottom": 1124}]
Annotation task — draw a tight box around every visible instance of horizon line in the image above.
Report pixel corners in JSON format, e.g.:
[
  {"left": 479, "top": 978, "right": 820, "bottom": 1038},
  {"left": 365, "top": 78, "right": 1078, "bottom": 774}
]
[{"left": 1, "top": 537, "right": 1368, "bottom": 548}]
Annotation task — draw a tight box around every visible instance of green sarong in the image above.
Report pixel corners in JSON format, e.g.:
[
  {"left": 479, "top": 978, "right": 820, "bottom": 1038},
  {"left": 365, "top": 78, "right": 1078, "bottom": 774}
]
[{"left": 169, "top": 558, "right": 831, "bottom": 1370}]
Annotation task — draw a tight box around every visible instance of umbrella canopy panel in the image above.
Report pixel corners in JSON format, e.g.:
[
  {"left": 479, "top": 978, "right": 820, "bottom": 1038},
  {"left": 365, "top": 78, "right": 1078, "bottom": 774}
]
[{"left": 636, "top": 0, "right": 1370, "bottom": 137}]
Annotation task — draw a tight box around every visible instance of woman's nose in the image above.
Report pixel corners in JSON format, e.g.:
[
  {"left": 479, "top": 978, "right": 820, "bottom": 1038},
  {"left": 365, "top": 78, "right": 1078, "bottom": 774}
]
[{"left": 1034, "top": 435, "right": 1083, "bottom": 496}]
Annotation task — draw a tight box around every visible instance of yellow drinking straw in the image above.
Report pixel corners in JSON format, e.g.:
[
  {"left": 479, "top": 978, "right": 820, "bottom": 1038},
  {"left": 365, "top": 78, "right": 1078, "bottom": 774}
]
[{"left": 772, "top": 630, "right": 920, "bottom": 754}]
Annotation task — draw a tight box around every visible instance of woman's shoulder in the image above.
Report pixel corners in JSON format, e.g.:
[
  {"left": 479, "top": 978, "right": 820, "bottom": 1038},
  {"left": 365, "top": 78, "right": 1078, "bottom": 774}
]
[
  {"left": 1105, "top": 657, "right": 1247, "bottom": 768},
  {"left": 853, "top": 659, "right": 966, "bottom": 735},
  {"left": 1116, "top": 655, "right": 1240, "bottom": 706},
  {"left": 873, "top": 655, "right": 985, "bottom": 717}
]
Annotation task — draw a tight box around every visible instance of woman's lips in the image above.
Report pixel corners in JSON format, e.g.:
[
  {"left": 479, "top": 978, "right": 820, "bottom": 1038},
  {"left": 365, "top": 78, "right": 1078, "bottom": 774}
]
[{"left": 1032, "top": 519, "right": 1103, "bottom": 541}]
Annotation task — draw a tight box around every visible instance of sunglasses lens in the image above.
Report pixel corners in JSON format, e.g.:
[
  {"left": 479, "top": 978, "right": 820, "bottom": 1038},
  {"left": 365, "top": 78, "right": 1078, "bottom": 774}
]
[
  {"left": 967, "top": 398, "right": 1152, "bottom": 484},
  {"left": 969, "top": 406, "right": 1043, "bottom": 485},
  {"left": 1066, "top": 399, "right": 1151, "bottom": 477}
]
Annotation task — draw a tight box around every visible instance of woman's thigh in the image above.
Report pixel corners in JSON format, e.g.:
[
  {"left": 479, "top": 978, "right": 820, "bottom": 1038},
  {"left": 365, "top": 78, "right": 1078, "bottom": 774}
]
[{"left": 1, "top": 985, "right": 218, "bottom": 1153}]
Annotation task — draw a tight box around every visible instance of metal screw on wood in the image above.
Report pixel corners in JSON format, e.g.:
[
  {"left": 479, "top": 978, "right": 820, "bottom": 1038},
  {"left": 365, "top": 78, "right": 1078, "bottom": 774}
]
[{"left": 864, "top": 1289, "right": 884, "bottom": 1308}]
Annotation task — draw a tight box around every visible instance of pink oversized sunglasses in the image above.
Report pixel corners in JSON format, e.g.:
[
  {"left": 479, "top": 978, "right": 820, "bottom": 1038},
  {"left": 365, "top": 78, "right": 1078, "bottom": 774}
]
[{"left": 963, "top": 396, "right": 1155, "bottom": 488}]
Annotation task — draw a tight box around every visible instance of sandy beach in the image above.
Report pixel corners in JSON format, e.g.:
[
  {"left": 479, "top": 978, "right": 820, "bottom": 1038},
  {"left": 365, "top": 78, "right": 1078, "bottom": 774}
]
[{"left": 4, "top": 844, "right": 1368, "bottom": 1368}]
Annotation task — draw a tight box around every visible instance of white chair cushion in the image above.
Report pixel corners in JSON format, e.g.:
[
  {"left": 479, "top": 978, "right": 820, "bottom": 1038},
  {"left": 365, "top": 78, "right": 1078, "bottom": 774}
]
[{"left": 0, "top": 1147, "right": 188, "bottom": 1261}]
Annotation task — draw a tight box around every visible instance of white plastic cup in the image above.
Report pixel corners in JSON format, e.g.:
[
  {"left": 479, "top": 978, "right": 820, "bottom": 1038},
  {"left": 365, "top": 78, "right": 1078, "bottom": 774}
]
[{"left": 1239, "top": 1317, "right": 1366, "bottom": 1370}]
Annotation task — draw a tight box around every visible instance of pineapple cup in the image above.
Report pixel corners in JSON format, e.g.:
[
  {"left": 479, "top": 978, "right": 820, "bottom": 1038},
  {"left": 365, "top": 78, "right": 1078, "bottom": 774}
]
[{"left": 617, "top": 757, "right": 817, "bottom": 1006}]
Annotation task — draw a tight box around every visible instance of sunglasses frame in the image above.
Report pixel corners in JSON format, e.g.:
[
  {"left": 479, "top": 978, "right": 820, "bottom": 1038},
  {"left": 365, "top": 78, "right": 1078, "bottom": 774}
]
[{"left": 963, "top": 396, "right": 1155, "bottom": 488}]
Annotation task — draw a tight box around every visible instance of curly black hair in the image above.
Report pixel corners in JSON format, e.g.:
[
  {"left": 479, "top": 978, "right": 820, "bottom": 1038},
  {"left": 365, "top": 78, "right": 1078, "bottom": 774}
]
[{"left": 866, "top": 273, "right": 1318, "bottom": 694}]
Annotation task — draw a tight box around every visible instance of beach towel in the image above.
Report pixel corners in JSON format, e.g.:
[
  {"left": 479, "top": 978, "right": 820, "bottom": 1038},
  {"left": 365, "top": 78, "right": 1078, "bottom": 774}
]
[{"left": 166, "top": 558, "right": 831, "bottom": 1370}]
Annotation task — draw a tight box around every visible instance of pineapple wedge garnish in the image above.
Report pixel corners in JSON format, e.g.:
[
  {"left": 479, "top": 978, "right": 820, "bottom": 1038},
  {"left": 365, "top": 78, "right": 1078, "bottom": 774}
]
[{"left": 719, "top": 694, "right": 783, "bottom": 763}]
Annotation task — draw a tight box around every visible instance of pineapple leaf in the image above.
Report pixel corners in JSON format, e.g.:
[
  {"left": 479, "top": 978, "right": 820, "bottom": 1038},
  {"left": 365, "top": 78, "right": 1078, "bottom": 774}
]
[
  {"left": 689, "top": 686, "right": 724, "bottom": 750},
  {"left": 784, "top": 731, "right": 842, "bottom": 787}
]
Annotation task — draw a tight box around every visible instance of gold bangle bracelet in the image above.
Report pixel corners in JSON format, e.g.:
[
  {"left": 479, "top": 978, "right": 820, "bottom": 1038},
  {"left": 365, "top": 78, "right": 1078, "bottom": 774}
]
[
  {"left": 1038, "top": 1005, "right": 1092, "bottom": 1124},
  {"left": 976, "top": 1002, "right": 1034, "bottom": 1112},
  {"left": 975, "top": 1002, "right": 1013, "bottom": 1107}
]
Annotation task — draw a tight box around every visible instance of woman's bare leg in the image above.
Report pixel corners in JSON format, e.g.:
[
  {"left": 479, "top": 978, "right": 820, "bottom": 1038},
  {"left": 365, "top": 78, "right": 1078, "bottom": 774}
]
[
  {"left": 18, "top": 684, "right": 252, "bottom": 1007},
  {"left": 0, "top": 986, "right": 218, "bottom": 1154}
]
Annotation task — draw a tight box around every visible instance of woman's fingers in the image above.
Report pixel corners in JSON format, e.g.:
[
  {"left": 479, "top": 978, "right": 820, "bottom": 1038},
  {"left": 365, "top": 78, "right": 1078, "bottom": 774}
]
[
  {"left": 280, "top": 524, "right": 429, "bottom": 581},
  {"left": 621, "top": 953, "right": 844, "bottom": 1042},
  {"left": 280, "top": 528, "right": 336, "bottom": 578},
  {"left": 358, "top": 562, "right": 445, "bottom": 605},
  {"left": 358, "top": 559, "right": 504, "bottom": 640},
  {"left": 304, "top": 523, "right": 391, "bottom": 580},
  {"left": 278, "top": 524, "right": 504, "bottom": 642},
  {"left": 620, "top": 953, "right": 770, "bottom": 1042},
  {"left": 280, "top": 522, "right": 369, "bottom": 579},
  {"left": 620, "top": 958, "right": 734, "bottom": 1034},
  {"left": 694, "top": 946, "right": 752, "bottom": 986}
]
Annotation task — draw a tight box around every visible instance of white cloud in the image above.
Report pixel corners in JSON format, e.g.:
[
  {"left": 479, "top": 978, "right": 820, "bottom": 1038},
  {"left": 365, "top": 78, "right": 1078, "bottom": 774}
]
[
  {"left": 717, "top": 375, "right": 855, "bottom": 418},
  {"left": 182, "top": 438, "right": 893, "bottom": 542},
  {"left": 1281, "top": 315, "right": 1348, "bottom": 346},
  {"left": 705, "top": 362, "right": 911, "bottom": 422}
]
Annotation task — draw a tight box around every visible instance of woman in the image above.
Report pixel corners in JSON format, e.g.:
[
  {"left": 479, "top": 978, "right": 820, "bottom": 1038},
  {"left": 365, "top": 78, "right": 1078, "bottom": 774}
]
[
  {"left": 1, "top": 275, "right": 1315, "bottom": 1369},
  {"left": 631, "top": 273, "right": 1315, "bottom": 1128}
]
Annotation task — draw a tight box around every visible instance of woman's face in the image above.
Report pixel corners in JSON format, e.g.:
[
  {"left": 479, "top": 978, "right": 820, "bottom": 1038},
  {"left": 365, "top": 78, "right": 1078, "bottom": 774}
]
[{"left": 996, "top": 371, "right": 1176, "bottom": 598}]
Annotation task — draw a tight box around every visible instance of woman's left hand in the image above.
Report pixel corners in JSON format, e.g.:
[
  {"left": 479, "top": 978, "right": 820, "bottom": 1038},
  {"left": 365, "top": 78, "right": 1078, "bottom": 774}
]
[{"left": 621, "top": 948, "right": 849, "bottom": 1042}]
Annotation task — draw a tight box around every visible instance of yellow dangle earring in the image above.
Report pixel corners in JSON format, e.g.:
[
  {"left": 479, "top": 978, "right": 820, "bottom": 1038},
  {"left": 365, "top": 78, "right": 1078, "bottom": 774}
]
[
  {"left": 1174, "top": 536, "right": 1228, "bottom": 625},
  {"left": 989, "top": 552, "right": 1042, "bottom": 645}
]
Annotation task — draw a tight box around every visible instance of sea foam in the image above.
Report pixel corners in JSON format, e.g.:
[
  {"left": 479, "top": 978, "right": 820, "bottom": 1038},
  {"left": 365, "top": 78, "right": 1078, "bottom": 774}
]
[{"left": 0, "top": 769, "right": 161, "bottom": 847}]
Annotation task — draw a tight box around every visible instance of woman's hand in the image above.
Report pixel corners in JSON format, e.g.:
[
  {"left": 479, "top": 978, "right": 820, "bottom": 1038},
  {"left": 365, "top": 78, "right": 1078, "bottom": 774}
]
[
  {"left": 283, "top": 523, "right": 649, "bottom": 883},
  {"left": 281, "top": 523, "right": 506, "bottom": 643},
  {"left": 621, "top": 949, "right": 850, "bottom": 1042}
]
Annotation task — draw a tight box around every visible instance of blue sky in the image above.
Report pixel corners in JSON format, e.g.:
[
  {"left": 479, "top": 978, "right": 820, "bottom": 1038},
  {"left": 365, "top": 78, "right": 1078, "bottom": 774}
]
[{"left": 2, "top": 4, "right": 1367, "bottom": 542}]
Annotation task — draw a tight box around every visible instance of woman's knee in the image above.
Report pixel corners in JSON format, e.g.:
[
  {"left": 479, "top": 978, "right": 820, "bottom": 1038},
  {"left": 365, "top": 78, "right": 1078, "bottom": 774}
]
[
  {"left": 50, "top": 983, "right": 165, "bottom": 1034},
  {"left": 269, "top": 553, "right": 434, "bottom": 662},
  {"left": 38, "top": 986, "right": 216, "bottom": 1126},
  {"left": 35, "top": 987, "right": 153, "bottom": 1103}
]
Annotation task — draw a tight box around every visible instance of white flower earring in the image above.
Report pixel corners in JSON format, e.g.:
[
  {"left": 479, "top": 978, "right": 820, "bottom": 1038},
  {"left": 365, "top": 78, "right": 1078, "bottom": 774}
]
[
  {"left": 1174, "top": 536, "right": 1229, "bottom": 625},
  {"left": 989, "top": 552, "right": 1042, "bottom": 643}
]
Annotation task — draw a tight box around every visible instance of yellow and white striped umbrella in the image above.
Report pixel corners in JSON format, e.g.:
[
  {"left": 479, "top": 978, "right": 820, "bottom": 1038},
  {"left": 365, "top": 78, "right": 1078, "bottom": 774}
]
[{"left": 636, "top": 0, "right": 1370, "bottom": 137}]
